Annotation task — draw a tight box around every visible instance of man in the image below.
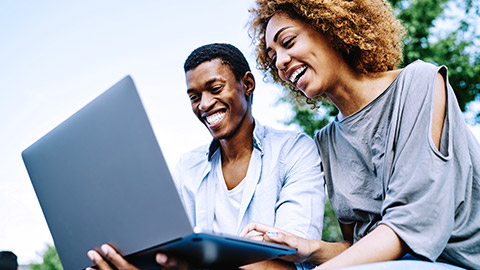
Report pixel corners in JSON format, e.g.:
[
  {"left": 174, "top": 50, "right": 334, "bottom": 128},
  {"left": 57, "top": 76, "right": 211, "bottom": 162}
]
[
  {"left": 88, "top": 43, "right": 324, "bottom": 269},
  {"left": 0, "top": 251, "right": 19, "bottom": 270}
]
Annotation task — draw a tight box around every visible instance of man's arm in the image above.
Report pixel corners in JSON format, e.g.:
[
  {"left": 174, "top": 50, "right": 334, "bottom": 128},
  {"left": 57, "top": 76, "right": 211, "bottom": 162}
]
[{"left": 274, "top": 133, "right": 325, "bottom": 239}]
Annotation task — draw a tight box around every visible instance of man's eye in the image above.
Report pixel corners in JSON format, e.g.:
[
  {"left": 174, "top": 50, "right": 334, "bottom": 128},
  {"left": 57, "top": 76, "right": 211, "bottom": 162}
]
[
  {"left": 211, "top": 86, "right": 223, "bottom": 93},
  {"left": 189, "top": 94, "right": 199, "bottom": 102}
]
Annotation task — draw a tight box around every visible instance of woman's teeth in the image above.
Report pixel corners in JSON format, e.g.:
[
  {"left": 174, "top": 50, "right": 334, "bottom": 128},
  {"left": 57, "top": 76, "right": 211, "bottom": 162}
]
[{"left": 290, "top": 66, "right": 307, "bottom": 84}]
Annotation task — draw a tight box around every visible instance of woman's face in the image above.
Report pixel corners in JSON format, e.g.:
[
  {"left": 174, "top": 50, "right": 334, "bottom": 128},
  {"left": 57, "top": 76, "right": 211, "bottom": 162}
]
[{"left": 265, "top": 12, "right": 344, "bottom": 98}]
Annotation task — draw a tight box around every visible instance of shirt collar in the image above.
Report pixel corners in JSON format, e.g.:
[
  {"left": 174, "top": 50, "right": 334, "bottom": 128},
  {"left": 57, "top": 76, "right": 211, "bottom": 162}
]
[{"left": 206, "top": 118, "right": 265, "bottom": 161}]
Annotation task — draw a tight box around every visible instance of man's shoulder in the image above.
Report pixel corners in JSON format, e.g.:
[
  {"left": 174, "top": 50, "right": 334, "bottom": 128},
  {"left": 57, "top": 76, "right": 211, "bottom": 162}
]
[
  {"left": 177, "top": 143, "right": 210, "bottom": 169},
  {"left": 260, "top": 124, "right": 316, "bottom": 152},
  {"left": 262, "top": 124, "right": 307, "bottom": 140}
]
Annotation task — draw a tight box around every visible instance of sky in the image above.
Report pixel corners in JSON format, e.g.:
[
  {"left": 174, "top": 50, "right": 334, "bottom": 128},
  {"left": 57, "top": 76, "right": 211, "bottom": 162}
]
[
  {"left": 1, "top": 0, "right": 479, "bottom": 266},
  {"left": 0, "top": 0, "right": 296, "bottom": 264}
]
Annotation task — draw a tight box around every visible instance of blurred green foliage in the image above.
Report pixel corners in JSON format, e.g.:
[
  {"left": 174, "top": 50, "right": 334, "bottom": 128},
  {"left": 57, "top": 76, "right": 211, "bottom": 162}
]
[{"left": 30, "top": 245, "right": 63, "bottom": 270}]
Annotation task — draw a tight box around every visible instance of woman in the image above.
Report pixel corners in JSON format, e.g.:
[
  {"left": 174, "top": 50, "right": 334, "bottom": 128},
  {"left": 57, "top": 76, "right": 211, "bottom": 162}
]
[{"left": 241, "top": 0, "right": 480, "bottom": 269}]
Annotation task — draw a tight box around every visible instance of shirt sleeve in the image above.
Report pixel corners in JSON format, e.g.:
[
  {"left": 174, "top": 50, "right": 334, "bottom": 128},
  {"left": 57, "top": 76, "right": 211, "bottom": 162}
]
[
  {"left": 379, "top": 64, "right": 455, "bottom": 261},
  {"left": 274, "top": 133, "right": 325, "bottom": 240}
]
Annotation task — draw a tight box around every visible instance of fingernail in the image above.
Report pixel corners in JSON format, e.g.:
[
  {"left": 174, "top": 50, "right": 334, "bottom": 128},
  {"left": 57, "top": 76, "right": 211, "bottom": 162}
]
[
  {"left": 87, "top": 250, "right": 96, "bottom": 261},
  {"left": 101, "top": 244, "right": 109, "bottom": 256},
  {"left": 156, "top": 253, "right": 167, "bottom": 264},
  {"left": 266, "top": 231, "right": 277, "bottom": 238}
]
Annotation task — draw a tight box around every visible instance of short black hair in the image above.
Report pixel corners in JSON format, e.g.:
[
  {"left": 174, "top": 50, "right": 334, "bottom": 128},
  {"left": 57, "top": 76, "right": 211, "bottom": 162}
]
[
  {"left": 184, "top": 43, "right": 251, "bottom": 81},
  {"left": 0, "top": 251, "right": 18, "bottom": 270}
]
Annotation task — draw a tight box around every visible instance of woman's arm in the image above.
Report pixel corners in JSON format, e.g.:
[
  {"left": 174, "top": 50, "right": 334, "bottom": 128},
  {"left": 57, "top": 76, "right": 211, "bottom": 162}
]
[
  {"left": 315, "top": 224, "right": 407, "bottom": 270},
  {"left": 239, "top": 222, "right": 351, "bottom": 265},
  {"left": 241, "top": 223, "right": 406, "bottom": 269}
]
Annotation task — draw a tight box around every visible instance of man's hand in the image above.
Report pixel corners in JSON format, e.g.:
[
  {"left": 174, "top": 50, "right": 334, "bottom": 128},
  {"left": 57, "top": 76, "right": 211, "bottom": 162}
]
[{"left": 86, "top": 244, "right": 190, "bottom": 270}]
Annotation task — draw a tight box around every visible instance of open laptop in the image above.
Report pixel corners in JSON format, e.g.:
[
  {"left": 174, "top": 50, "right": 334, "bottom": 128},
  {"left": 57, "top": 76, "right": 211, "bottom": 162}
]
[{"left": 21, "top": 76, "right": 296, "bottom": 270}]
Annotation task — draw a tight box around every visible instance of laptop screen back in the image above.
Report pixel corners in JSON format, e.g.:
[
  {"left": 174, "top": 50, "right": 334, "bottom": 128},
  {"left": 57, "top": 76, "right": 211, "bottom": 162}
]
[{"left": 22, "top": 76, "right": 193, "bottom": 269}]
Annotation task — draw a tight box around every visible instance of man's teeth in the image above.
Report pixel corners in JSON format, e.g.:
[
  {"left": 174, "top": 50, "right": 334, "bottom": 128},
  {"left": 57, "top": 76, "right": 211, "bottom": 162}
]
[
  {"left": 290, "top": 66, "right": 307, "bottom": 84},
  {"left": 206, "top": 112, "right": 225, "bottom": 125}
]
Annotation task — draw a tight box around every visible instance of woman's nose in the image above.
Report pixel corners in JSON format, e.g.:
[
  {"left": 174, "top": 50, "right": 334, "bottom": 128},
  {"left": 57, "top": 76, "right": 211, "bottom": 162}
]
[{"left": 275, "top": 50, "right": 291, "bottom": 70}]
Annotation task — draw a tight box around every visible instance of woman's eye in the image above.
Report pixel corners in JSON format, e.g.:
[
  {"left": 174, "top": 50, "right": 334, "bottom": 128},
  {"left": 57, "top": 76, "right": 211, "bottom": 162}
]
[
  {"left": 269, "top": 55, "right": 277, "bottom": 67},
  {"left": 282, "top": 37, "right": 295, "bottom": 48}
]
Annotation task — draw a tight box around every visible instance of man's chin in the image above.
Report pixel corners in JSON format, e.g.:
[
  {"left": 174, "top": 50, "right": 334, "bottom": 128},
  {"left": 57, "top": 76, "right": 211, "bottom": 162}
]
[{"left": 211, "top": 130, "right": 233, "bottom": 141}]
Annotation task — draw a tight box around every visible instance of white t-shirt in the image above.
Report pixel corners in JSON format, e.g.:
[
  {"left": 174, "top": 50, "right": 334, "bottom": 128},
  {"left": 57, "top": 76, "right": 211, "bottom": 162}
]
[{"left": 212, "top": 161, "right": 245, "bottom": 235}]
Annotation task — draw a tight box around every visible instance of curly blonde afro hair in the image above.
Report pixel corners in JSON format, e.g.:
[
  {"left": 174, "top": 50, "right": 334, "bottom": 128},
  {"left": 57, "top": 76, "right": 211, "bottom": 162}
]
[{"left": 249, "top": 0, "right": 406, "bottom": 104}]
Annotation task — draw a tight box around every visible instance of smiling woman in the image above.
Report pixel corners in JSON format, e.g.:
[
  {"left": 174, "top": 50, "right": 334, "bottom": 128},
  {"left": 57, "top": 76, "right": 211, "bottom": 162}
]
[
  {"left": 243, "top": 0, "right": 480, "bottom": 269},
  {"left": 249, "top": 0, "right": 405, "bottom": 104}
]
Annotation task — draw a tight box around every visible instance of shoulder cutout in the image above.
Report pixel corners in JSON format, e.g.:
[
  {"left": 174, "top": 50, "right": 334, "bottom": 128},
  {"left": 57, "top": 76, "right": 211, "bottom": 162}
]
[{"left": 432, "top": 72, "right": 447, "bottom": 150}]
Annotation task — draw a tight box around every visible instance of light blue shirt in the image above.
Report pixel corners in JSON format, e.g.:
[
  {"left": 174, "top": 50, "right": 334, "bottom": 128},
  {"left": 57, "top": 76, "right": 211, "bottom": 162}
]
[{"left": 173, "top": 120, "right": 325, "bottom": 240}]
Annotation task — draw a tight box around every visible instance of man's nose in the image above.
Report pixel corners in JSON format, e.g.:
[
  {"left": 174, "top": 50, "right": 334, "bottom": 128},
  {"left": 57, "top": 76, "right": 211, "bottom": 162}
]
[{"left": 199, "top": 92, "right": 215, "bottom": 111}]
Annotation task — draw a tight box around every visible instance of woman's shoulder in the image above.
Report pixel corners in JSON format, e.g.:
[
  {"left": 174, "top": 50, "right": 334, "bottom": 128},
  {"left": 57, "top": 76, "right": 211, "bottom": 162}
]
[
  {"left": 401, "top": 59, "right": 441, "bottom": 77},
  {"left": 314, "top": 121, "right": 336, "bottom": 143},
  {"left": 391, "top": 59, "right": 443, "bottom": 100}
]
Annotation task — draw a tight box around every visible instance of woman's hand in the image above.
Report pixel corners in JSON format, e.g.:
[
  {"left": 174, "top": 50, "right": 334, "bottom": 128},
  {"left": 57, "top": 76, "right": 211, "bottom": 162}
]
[
  {"left": 86, "top": 244, "right": 190, "bottom": 270},
  {"left": 240, "top": 222, "right": 320, "bottom": 263}
]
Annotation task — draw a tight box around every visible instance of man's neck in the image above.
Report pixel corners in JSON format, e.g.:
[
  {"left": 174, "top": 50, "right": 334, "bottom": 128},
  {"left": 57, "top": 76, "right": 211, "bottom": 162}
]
[
  {"left": 218, "top": 116, "right": 255, "bottom": 164},
  {"left": 218, "top": 116, "right": 255, "bottom": 190}
]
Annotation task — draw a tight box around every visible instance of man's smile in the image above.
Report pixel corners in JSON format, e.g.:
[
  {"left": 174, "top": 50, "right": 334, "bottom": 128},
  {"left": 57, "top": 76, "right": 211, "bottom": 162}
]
[{"left": 205, "top": 110, "right": 226, "bottom": 126}]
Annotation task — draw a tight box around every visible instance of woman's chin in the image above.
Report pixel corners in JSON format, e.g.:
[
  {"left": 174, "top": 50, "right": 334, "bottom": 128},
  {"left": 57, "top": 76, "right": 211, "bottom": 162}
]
[{"left": 302, "top": 88, "right": 321, "bottom": 99}]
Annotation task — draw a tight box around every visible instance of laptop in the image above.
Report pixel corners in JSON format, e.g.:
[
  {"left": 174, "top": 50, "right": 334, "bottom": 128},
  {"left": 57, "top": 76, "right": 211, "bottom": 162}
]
[{"left": 22, "top": 76, "right": 296, "bottom": 270}]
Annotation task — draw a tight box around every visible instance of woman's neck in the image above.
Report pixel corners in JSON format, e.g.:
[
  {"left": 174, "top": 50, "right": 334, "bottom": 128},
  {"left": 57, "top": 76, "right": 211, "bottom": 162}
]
[{"left": 327, "top": 69, "right": 401, "bottom": 120}]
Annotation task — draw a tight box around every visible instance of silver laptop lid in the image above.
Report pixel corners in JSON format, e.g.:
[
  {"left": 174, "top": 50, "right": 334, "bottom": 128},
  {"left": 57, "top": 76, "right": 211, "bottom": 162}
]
[{"left": 22, "top": 76, "right": 193, "bottom": 269}]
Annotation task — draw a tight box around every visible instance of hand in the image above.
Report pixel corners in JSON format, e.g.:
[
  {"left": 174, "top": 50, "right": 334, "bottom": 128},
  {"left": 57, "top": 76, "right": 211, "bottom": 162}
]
[
  {"left": 87, "top": 244, "right": 191, "bottom": 270},
  {"left": 240, "top": 222, "right": 319, "bottom": 263}
]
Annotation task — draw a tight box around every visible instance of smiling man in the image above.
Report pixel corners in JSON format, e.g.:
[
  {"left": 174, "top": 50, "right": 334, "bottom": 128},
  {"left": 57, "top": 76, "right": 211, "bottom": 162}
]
[
  {"left": 177, "top": 43, "right": 324, "bottom": 238},
  {"left": 173, "top": 43, "right": 324, "bottom": 269},
  {"left": 87, "top": 43, "right": 324, "bottom": 270}
]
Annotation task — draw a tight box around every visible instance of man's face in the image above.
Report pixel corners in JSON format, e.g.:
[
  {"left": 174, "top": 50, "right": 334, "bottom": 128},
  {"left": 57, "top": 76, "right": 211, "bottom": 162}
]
[{"left": 186, "top": 59, "right": 250, "bottom": 140}]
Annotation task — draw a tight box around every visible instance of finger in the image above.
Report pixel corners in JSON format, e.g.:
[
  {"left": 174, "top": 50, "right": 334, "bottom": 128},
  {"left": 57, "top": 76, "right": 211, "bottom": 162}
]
[
  {"left": 156, "top": 253, "right": 190, "bottom": 270},
  {"left": 239, "top": 222, "right": 278, "bottom": 237},
  {"left": 249, "top": 235, "right": 264, "bottom": 241},
  {"left": 263, "top": 233, "right": 313, "bottom": 262},
  {"left": 101, "top": 244, "right": 137, "bottom": 270},
  {"left": 87, "top": 249, "right": 112, "bottom": 270},
  {"left": 264, "top": 231, "right": 296, "bottom": 247},
  {"left": 239, "top": 223, "right": 256, "bottom": 237},
  {"left": 155, "top": 253, "right": 168, "bottom": 266}
]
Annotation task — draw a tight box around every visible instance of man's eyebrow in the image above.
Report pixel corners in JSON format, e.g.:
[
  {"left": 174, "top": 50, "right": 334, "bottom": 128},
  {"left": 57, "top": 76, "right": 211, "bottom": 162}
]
[{"left": 186, "top": 78, "right": 224, "bottom": 93}]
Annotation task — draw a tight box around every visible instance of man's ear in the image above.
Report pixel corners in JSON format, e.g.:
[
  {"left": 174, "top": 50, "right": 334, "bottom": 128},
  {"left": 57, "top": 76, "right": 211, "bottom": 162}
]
[{"left": 242, "top": 71, "right": 255, "bottom": 97}]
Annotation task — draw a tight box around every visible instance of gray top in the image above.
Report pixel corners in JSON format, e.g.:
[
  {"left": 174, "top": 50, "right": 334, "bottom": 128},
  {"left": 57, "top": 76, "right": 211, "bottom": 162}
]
[{"left": 316, "top": 60, "right": 480, "bottom": 269}]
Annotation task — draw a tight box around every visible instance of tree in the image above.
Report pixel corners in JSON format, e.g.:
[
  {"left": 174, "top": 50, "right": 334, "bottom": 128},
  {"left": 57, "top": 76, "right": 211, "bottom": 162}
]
[
  {"left": 392, "top": 0, "right": 480, "bottom": 112},
  {"left": 282, "top": 0, "right": 480, "bottom": 242},
  {"left": 30, "top": 245, "right": 63, "bottom": 270}
]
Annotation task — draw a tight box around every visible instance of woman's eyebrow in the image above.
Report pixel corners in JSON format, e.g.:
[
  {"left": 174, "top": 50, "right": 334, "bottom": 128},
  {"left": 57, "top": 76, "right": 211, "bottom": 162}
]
[
  {"left": 266, "top": 26, "right": 292, "bottom": 55},
  {"left": 274, "top": 26, "right": 291, "bottom": 42}
]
